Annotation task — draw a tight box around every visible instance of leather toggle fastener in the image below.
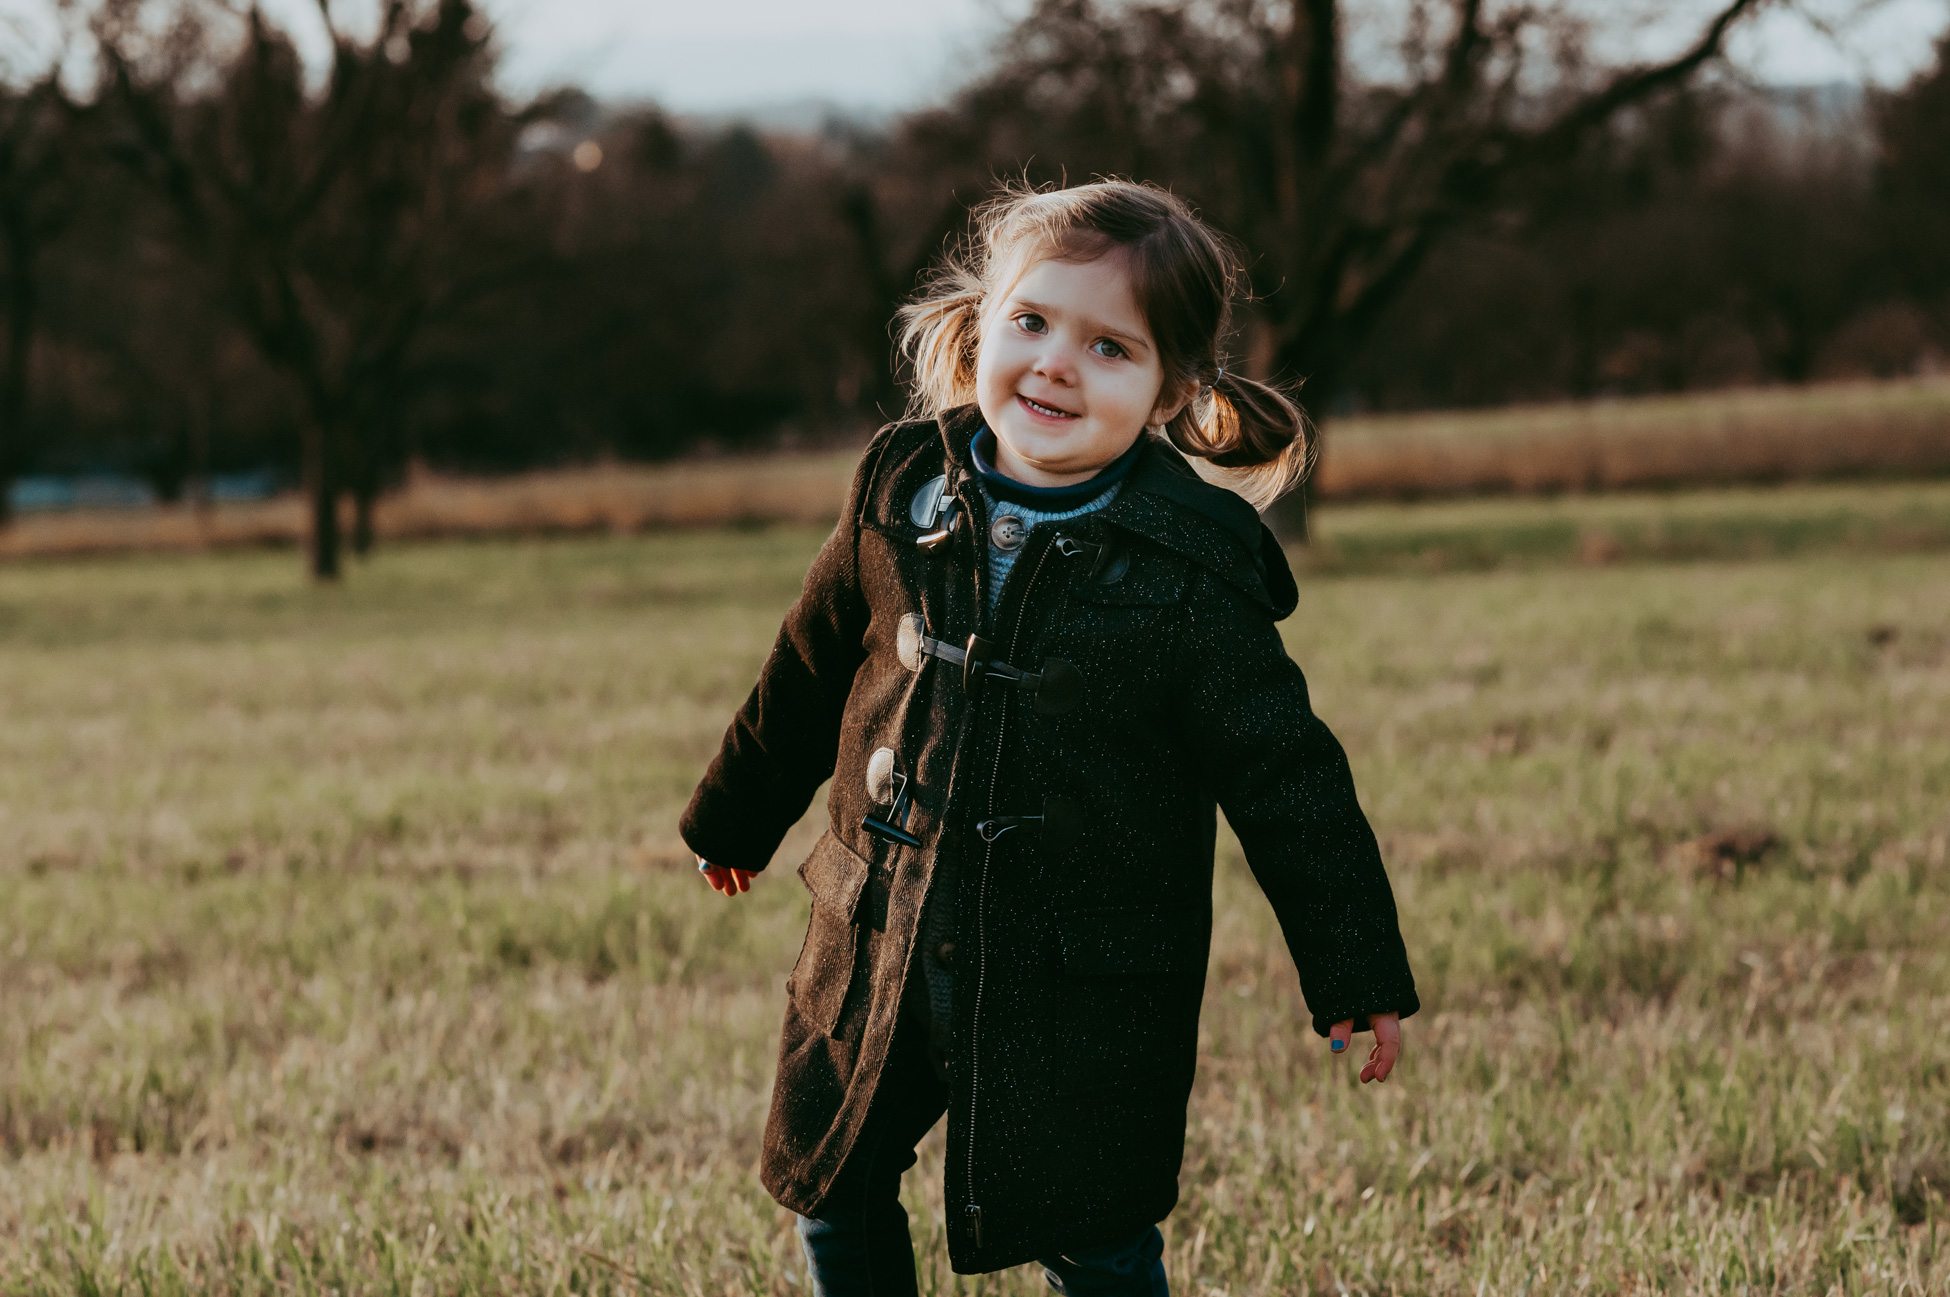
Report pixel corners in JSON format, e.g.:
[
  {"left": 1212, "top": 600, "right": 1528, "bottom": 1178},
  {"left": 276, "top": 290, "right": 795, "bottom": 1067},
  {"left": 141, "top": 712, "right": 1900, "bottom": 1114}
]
[
  {"left": 1053, "top": 531, "right": 1129, "bottom": 584},
  {"left": 861, "top": 747, "right": 922, "bottom": 848},
  {"left": 910, "top": 474, "right": 963, "bottom": 550},
  {"left": 976, "top": 795, "right": 1084, "bottom": 853},
  {"left": 897, "top": 614, "right": 1083, "bottom": 714}
]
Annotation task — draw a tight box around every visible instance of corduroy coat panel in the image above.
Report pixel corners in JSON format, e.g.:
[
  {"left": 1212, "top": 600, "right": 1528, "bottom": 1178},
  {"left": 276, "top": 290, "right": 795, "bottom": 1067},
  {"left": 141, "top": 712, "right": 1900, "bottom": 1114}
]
[{"left": 680, "top": 406, "right": 1419, "bottom": 1273}]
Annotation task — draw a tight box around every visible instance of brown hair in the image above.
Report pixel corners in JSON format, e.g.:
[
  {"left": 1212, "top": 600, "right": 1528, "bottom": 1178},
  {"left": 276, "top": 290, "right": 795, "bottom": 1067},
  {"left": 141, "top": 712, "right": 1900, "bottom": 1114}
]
[{"left": 897, "top": 179, "right": 1312, "bottom": 509}]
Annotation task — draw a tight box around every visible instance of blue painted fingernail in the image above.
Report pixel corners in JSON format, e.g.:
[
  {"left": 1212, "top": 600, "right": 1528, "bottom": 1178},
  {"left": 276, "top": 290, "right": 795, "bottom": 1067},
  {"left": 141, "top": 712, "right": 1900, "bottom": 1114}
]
[{"left": 1330, "top": 1039, "right": 1346, "bottom": 1052}]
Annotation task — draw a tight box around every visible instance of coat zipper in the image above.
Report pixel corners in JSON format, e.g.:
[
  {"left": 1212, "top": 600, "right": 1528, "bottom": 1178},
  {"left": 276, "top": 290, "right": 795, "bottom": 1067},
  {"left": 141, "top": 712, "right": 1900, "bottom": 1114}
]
[{"left": 964, "top": 530, "right": 1055, "bottom": 1252}]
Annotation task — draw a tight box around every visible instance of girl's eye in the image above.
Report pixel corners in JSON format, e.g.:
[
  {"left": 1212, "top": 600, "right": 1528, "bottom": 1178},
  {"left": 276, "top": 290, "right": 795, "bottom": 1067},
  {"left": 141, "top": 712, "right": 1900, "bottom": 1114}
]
[
  {"left": 1092, "top": 338, "right": 1126, "bottom": 359},
  {"left": 1015, "top": 313, "right": 1046, "bottom": 334}
]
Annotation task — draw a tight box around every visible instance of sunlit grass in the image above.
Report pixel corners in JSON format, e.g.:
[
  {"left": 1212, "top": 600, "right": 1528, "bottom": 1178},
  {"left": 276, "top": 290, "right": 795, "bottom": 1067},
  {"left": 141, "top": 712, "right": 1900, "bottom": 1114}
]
[
  {"left": 0, "top": 486, "right": 1945, "bottom": 1293},
  {"left": 1316, "top": 376, "right": 1950, "bottom": 499}
]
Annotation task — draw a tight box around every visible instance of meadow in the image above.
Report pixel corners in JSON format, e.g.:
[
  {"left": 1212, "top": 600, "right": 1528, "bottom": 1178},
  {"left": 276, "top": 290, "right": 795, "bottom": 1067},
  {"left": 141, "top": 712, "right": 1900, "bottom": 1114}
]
[{"left": 0, "top": 480, "right": 1946, "bottom": 1294}]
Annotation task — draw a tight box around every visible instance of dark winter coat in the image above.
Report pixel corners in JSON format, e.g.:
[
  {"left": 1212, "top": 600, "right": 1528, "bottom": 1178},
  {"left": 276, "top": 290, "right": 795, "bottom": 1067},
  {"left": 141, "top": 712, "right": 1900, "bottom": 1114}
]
[{"left": 680, "top": 405, "right": 1419, "bottom": 1273}]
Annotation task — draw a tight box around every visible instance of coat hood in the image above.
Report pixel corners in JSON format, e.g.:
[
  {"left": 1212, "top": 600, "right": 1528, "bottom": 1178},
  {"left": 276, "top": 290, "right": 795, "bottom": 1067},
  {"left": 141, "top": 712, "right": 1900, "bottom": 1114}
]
[{"left": 934, "top": 405, "right": 1299, "bottom": 620}]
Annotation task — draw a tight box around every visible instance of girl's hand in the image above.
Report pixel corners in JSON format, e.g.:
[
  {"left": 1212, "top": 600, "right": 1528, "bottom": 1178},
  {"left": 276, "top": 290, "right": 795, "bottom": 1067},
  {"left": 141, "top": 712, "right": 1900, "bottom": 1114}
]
[
  {"left": 1329, "top": 1013, "right": 1402, "bottom": 1083},
  {"left": 697, "top": 857, "right": 754, "bottom": 896}
]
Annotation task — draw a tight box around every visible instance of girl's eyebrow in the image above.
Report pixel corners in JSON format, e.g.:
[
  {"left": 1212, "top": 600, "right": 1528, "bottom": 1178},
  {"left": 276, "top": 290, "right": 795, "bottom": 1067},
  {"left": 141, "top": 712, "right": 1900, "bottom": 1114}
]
[{"left": 1012, "top": 298, "right": 1151, "bottom": 352}]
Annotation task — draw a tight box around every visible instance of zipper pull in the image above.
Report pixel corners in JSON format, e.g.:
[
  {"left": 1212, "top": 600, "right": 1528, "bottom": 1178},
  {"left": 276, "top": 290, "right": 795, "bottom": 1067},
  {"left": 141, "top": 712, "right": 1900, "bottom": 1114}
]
[{"left": 965, "top": 1203, "right": 984, "bottom": 1248}]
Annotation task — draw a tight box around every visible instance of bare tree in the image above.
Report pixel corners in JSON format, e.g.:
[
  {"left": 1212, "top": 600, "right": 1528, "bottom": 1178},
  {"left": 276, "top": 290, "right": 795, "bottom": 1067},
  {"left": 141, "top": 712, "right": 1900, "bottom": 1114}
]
[
  {"left": 0, "top": 66, "right": 84, "bottom": 523},
  {"left": 1876, "top": 30, "right": 1950, "bottom": 313},
  {"left": 100, "top": 0, "right": 507, "bottom": 577},
  {"left": 911, "top": 0, "right": 1773, "bottom": 532}
]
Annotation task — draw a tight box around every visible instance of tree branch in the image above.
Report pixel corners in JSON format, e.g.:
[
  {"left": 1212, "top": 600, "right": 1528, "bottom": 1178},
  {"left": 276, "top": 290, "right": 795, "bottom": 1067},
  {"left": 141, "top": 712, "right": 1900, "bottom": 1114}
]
[
  {"left": 1529, "top": 0, "right": 1767, "bottom": 159},
  {"left": 310, "top": 0, "right": 343, "bottom": 48},
  {"left": 1293, "top": 0, "right": 1339, "bottom": 166},
  {"left": 1323, "top": 0, "right": 1485, "bottom": 205},
  {"left": 1440, "top": 0, "right": 1486, "bottom": 98}
]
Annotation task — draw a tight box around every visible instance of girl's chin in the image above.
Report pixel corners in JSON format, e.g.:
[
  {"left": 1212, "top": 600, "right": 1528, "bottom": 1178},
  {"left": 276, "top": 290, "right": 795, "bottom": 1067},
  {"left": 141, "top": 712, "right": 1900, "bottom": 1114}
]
[
  {"left": 997, "top": 442, "right": 1104, "bottom": 486},
  {"left": 1002, "top": 432, "right": 1074, "bottom": 462},
  {"left": 997, "top": 426, "right": 1067, "bottom": 458}
]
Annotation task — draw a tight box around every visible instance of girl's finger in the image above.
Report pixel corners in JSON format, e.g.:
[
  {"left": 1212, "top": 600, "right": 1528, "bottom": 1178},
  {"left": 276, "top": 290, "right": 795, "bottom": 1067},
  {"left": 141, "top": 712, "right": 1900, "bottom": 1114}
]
[
  {"left": 1328, "top": 1020, "right": 1353, "bottom": 1055},
  {"left": 1363, "top": 1015, "right": 1403, "bottom": 1083},
  {"left": 732, "top": 868, "right": 752, "bottom": 894}
]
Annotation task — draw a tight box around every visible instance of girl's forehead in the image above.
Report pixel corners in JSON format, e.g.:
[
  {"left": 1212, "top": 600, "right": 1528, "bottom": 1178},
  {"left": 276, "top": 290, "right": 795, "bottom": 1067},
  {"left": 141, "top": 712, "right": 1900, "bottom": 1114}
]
[{"left": 990, "top": 250, "right": 1150, "bottom": 335}]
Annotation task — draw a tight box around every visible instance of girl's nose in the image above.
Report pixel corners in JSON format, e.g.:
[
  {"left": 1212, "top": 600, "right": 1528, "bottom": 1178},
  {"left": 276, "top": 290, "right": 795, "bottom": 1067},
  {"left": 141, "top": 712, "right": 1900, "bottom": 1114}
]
[{"left": 1032, "top": 344, "right": 1079, "bottom": 384}]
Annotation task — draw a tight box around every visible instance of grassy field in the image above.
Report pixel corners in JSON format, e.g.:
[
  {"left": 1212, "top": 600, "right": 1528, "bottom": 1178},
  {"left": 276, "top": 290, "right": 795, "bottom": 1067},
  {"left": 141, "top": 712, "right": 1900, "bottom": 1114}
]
[{"left": 0, "top": 482, "right": 1946, "bottom": 1294}]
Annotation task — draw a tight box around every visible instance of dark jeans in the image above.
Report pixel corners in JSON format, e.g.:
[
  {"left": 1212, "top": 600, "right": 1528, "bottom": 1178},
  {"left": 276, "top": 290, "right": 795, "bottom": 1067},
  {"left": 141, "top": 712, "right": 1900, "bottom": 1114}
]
[{"left": 794, "top": 1018, "right": 1169, "bottom": 1296}]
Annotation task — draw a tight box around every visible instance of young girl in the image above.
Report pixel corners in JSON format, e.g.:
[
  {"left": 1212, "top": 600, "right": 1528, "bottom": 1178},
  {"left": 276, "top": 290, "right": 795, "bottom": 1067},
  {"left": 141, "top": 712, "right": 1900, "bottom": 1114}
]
[{"left": 684, "top": 180, "right": 1417, "bottom": 1295}]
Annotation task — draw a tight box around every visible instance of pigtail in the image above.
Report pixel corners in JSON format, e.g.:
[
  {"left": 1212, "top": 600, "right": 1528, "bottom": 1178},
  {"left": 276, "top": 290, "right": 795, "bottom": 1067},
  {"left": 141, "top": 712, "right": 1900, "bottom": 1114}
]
[
  {"left": 1166, "top": 370, "right": 1314, "bottom": 511},
  {"left": 896, "top": 254, "right": 987, "bottom": 420}
]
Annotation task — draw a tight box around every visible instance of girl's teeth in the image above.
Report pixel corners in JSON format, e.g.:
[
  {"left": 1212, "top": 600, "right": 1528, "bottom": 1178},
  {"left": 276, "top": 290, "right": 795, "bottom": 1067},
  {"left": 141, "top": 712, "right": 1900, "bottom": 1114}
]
[{"left": 1026, "top": 398, "right": 1072, "bottom": 417}]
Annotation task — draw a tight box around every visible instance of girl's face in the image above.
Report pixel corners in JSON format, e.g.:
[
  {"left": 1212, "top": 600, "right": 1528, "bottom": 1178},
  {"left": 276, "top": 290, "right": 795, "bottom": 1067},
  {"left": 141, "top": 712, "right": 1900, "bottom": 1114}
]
[{"left": 974, "top": 253, "right": 1195, "bottom": 487}]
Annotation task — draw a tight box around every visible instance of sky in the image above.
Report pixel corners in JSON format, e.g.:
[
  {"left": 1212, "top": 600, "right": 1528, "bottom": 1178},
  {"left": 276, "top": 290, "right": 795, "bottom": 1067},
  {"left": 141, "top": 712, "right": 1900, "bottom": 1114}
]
[
  {"left": 4, "top": 0, "right": 1947, "bottom": 112},
  {"left": 475, "top": 0, "right": 1949, "bottom": 112},
  {"left": 480, "top": 0, "right": 1008, "bottom": 114}
]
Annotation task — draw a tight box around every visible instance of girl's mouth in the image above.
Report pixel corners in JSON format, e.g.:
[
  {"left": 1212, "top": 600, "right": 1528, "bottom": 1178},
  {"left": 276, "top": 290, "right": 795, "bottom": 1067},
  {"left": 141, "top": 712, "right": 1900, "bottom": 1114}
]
[{"left": 1017, "top": 394, "right": 1079, "bottom": 421}]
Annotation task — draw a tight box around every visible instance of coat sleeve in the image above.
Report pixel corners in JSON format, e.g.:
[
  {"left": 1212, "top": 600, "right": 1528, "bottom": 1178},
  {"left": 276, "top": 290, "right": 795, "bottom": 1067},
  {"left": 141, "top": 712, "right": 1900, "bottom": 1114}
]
[
  {"left": 677, "top": 436, "right": 887, "bottom": 872},
  {"left": 1175, "top": 570, "right": 1420, "bottom": 1036}
]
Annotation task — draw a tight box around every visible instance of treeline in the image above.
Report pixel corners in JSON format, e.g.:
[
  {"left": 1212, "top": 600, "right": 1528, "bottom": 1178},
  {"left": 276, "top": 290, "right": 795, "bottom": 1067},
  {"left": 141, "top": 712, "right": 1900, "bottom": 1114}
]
[{"left": 2, "top": 0, "right": 1948, "bottom": 571}]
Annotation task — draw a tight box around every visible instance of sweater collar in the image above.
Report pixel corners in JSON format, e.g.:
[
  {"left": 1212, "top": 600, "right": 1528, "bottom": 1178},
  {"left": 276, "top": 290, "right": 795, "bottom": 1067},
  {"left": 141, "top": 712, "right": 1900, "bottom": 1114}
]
[
  {"left": 930, "top": 403, "right": 1295, "bottom": 619},
  {"left": 968, "top": 424, "right": 1144, "bottom": 510}
]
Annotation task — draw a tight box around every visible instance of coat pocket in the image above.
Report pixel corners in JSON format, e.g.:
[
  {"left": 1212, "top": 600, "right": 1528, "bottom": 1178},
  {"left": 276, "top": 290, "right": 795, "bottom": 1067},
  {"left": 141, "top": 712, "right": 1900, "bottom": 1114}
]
[{"left": 789, "top": 830, "right": 872, "bottom": 1037}]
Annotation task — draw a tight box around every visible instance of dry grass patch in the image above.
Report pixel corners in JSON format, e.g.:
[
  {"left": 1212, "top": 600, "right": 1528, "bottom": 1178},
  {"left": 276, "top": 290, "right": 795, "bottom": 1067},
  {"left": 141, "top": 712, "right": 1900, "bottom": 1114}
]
[
  {"left": 1316, "top": 376, "right": 1950, "bottom": 499},
  {"left": 2, "top": 378, "right": 1947, "bottom": 563}
]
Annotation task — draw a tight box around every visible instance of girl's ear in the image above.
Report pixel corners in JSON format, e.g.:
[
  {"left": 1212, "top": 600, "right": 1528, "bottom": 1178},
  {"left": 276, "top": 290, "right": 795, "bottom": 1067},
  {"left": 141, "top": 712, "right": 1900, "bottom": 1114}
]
[{"left": 1147, "top": 376, "right": 1200, "bottom": 430}]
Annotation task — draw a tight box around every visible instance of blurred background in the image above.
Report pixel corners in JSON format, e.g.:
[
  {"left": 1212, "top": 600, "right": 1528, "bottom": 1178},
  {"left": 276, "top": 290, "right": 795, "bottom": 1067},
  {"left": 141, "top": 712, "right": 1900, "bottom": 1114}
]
[
  {"left": 2, "top": 2, "right": 1950, "bottom": 1292},
  {"left": 0, "top": 0, "right": 1947, "bottom": 572}
]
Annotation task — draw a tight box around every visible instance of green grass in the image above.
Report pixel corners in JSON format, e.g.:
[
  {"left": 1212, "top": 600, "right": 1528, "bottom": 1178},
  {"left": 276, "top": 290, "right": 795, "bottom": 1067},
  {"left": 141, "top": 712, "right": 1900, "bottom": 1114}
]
[{"left": 0, "top": 484, "right": 1946, "bottom": 1293}]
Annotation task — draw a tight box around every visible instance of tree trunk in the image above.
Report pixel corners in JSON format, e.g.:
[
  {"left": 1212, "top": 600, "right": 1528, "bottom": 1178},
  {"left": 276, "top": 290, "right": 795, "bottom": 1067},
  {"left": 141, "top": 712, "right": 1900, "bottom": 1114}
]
[
  {"left": 303, "top": 421, "right": 341, "bottom": 580},
  {"left": 0, "top": 221, "right": 34, "bottom": 530},
  {"left": 346, "top": 410, "right": 387, "bottom": 557},
  {"left": 188, "top": 391, "right": 213, "bottom": 519},
  {"left": 1269, "top": 476, "right": 1312, "bottom": 546},
  {"left": 1266, "top": 336, "right": 1343, "bottom": 546},
  {"left": 352, "top": 482, "right": 375, "bottom": 556}
]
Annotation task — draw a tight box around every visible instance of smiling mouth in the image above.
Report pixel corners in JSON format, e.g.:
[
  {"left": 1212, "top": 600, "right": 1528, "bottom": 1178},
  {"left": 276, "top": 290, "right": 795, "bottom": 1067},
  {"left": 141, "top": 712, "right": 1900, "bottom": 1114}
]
[{"left": 1018, "top": 394, "right": 1079, "bottom": 420}]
